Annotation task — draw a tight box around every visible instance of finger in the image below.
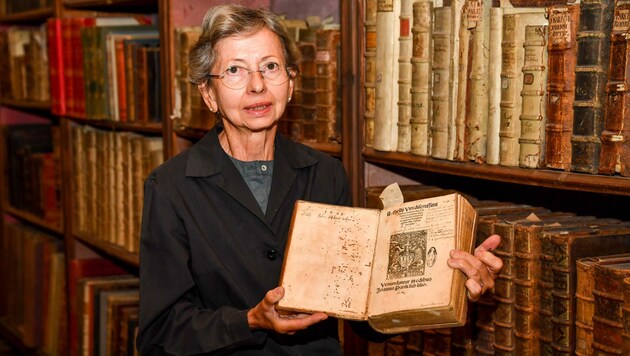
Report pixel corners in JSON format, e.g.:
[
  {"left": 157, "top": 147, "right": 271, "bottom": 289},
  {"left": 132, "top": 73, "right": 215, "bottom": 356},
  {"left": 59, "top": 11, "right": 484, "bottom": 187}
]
[
  {"left": 274, "top": 312, "right": 328, "bottom": 334},
  {"left": 261, "top": 286, "right": 284, "bottom": 309},
  {"left": 475, "top": 249, "right": 503, "bottom": 278},
  {"left": 465, "top": 278, "right": 483, "bottom": 302},
  {"left": 475, "top": 234, "right": 501, "bottom": 254},
  {"left": 449, "top": 250, "right": 494, "bottom": 292}
]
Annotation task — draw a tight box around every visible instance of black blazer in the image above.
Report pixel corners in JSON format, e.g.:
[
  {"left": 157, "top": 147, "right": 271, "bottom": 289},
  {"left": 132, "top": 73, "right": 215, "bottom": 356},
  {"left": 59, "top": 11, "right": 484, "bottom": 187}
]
[{"left": 137, "top": 127, "right": 350, "bottom": 355}]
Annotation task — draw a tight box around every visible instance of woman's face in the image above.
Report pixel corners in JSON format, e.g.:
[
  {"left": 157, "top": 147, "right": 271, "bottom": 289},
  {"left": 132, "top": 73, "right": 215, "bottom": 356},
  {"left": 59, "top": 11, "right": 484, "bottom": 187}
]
[{"left": 201, "top": 28, "right": 294, "bottom": 134}]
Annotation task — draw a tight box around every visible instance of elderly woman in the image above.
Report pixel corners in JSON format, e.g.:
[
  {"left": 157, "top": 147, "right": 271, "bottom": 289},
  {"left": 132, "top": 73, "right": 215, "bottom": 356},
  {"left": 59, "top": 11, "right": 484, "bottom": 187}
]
[{"left": 136, "top": 4, "right": 502, "bottom": 355}]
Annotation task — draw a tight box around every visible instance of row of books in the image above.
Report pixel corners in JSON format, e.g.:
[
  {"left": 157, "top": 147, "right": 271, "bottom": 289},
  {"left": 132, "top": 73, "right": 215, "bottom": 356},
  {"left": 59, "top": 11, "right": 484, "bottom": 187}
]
[
  {"left": 0, "top": 25, "right": 50, "bottom": 103},
  {"left": 364, "top": 0, "right": 630, "bottom": 176},
  {"left": 364, "top": 185, "right": 630, "bottom": 355},
  {"left": 0, "top": 220, "right": 66, "bottom": 354},
  {"left": 47, "top": 16, "right": 161, "bottom": 123},
  {"left": 71, "top": 124, "right": 163, "bottom": 254},
  {"left": 4, "top": 122, "right": 62, "bottom": 227}
]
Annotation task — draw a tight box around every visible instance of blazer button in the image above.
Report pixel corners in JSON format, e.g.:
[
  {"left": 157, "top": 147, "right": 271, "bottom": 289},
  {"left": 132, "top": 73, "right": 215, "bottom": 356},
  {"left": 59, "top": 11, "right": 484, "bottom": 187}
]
[{"left": 267, "top": 249, "right": 278, "bottom": 260}]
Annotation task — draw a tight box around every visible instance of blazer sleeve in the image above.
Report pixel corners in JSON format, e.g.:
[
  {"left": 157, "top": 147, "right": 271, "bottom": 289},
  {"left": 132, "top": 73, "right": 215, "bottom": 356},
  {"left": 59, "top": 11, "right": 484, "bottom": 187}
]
[{"left": 136, "top": 174, "right": 264, "bottom": 355}]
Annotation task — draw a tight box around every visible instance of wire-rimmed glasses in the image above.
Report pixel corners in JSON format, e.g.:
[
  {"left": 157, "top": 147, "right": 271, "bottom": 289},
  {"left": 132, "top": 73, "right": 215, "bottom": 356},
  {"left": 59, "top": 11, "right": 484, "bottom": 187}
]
[{"left": 208, "top": 62, "right": 295, "bottom": 90}]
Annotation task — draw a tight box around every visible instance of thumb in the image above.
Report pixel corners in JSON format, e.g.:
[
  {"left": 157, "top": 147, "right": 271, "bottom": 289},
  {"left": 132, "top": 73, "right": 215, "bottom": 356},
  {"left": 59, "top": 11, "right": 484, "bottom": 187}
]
[{"left": 269, "top": 286, "right": 285, "bottom": 303}]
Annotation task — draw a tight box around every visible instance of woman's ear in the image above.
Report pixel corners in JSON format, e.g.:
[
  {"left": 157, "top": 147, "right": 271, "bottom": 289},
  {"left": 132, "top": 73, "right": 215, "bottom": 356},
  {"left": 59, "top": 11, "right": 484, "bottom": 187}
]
[{"left": 199, "top": 82, "right": 218, "bottom": 112}]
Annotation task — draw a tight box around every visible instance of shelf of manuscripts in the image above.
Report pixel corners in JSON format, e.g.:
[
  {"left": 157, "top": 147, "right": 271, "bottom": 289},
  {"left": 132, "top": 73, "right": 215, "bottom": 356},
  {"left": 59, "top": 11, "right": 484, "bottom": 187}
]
[
  {"left": 67, "top": 122, "right": 163, "bottom": 265},
  {"left": 361, "top": 0, "right": 630, "bottom": 196}
]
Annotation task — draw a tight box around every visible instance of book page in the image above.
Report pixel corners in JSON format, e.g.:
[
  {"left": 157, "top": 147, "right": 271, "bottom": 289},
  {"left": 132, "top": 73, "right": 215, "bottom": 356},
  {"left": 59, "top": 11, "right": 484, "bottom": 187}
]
[
  {"left": 367, "top": 194, "right": 457, "bottom": 316},
  {"left": 278, "top": 201, "right": 381, "bottom": 320}
]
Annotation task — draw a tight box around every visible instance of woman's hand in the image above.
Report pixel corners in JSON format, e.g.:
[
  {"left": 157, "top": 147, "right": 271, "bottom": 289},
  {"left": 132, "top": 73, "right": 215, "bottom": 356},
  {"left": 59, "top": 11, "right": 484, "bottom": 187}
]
[
  {"left": 247, "top": 286, "right": 328, "bottom": 334},
  {"left": 447, "top": 234, "right": 503, "bottom": 301}
]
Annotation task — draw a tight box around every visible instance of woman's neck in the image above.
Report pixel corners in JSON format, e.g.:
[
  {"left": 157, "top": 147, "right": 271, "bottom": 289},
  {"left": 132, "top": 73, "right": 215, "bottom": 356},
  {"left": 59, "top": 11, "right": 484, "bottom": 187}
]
[{"left": 219, "top": 128, "right": 275, "bottom": 161}]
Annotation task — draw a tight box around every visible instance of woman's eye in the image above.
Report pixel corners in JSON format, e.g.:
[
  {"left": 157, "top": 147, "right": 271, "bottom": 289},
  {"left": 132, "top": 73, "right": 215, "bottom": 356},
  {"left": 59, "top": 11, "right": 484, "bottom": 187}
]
[
  {"left": 226, "top": 66, "right": 241, "bottom": 75},
  {"left": 264, "top": 62, "right": 280, "bottom": 72}
]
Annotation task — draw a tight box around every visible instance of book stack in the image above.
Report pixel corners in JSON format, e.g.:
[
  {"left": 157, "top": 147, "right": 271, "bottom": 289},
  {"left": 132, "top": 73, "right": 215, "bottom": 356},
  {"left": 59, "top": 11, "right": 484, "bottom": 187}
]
[{"left": 359, "top": 184, "right": 630, "bottom": 355}]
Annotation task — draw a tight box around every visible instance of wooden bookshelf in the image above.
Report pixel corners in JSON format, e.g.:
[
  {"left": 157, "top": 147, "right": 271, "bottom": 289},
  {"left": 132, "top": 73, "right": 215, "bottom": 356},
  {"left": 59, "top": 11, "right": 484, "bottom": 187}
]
[
  {"left": 363, "top": 148, "right": 630, "bottom": 196},
  {"left": 67, "top": 117, "right": 163, "bottom": 135},
  {"left": 0, "top": 99, "right": 51, "bottom": 112},
  {"left": 0, "top": 320, "right": 45, "bottom": 356},
  {"left": 73, "top": 232, "right": 140, "bottom": 266},
  {"left": 3, "top": 205, "right": 64, "bottom": 235},
  {"left": 0, "top": 7, "right": 54, "bottom": 22}
]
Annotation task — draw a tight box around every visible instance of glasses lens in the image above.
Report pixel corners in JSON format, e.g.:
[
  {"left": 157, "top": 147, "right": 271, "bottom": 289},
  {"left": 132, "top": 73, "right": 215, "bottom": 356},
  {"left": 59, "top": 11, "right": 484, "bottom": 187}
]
[
  {"left": 263, "top": 67, "right": 289, "bottom": 85},
  {"left": 222, "top": 70, "right": 248, "bottom": 89},
  {"left": 218, "top": 65, "right": 292, "bottom": 89}
]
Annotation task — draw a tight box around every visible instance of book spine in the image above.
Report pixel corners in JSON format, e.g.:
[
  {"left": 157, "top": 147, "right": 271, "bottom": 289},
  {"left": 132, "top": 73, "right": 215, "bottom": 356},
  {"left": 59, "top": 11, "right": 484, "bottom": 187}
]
[
  {"left": 539, "top": 233, "right": 555, "bottom": 356},
  {"left": 518, "top": 25, "right": 548, "bottom": 169},
  {"left": 464, "top": 0, "right": 490, "bottom": 164},
  {"left": 544, "top": 5, "right": 580, "bottom": 171},
  {"left": 409, "top": 0, "right": 432, "bottom": 156},
  {"left": 592, "top": 264, "right": 630, "bottom": 354},
  {"left": 486, "top": 7, "right": 503, "bottom": 165},
  {"left": 550, "top": 237, "right": 574, "bottom": 355},
  {"left": 374, "top": 0, "right": 401, "bottom": 151},
  {"left": 364, "top": 0, "right": 377, "bottom": 148},
  {"left": 493, "top": 221, "right": 517, "bottom": 354},
  {"left": 447, "top": 0, "right": 467, "bottom": 161},
  {"left": 623, "top": 277, "right": 630, "bottom": 355},
  {"left": 452, "top": 1, "right": 472, "bottom": 162},
  {"left": 575, "top": 259, "right": 596, "bottom": 356},
  {"left": 397, "top": 0, "right": 416, "bottom": 153},
  {"left": 430, "top": 6, "right": 452, "bottom": 160},
  {"left": 599, "top": 1, "right": 630, "bottom": 175},
  {"left": 570, "top": 0, "right": 615, "bottom": 174}
]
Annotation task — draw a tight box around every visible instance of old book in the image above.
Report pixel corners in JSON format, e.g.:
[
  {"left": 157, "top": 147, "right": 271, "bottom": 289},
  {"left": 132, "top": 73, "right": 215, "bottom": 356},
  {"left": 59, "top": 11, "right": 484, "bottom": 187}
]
[
  {"left": 518, "top": 25, "right": 548, "bottom": 169},
  {"left": 499, "top": 9, "right": 547, "bottom": 167},
  {"left": 570, "top": 0, "right": 615, "bottom": 174},
  {"left": 77, "top": 275, "right": 138, "bottom": 356},
  {"left": 278, "top": 191, "right": 477, "bottom": 333},
  {"left": 599, "top": 0, "right": 630, "bottom": 176},
  {"left": 623, "top": 277, "right": 630, "bottom": 355},
  {"left": 364, "top": 0, "right": 377, "bottom": 147},
  {"left": 486, "top": 7, "right": 503, "bottom": 165},
  {"left": 47, "top": 18, "right": 66, "bottom": 116},
  {"left": 409, "top": 0, "right": 432, "bottom": 156},
  {"left": 545, "top": 4, "right": 580, "bottom": 171},
  {"left": 374, "top": 0, "right": 402, "bottom": 151},
  {"left": 315, "top": 27, "right": 341, "bottom": 143},
  {"left": 97, "top": 289, "right": 139, "bottom": 356},
  {"left": 549, "top": 222, "right": 630, "bottom": 355},
  {"left": 397, "top": 0, "right": 418, "bottom": 153},
  {"left": 452, "top": 1, "right": 472, "bottom": 162},
  {"left": 574, "top": 254, "right": 630, "bottom": 356},
  {"left": 463, "top": 0, "right": 492, "bottom": 164},
  {"left": 430, "top": 6, "right": 452, "bottom": 160},
  {"left": 592, "top": 262, "right": 630, "bottom": 354}
]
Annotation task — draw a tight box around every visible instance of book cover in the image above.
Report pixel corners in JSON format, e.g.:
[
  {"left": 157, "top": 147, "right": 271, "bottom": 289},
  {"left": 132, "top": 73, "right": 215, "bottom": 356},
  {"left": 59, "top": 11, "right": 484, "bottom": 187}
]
[{"left": 278, "top": 188, "right": 477, "bottom": 333}]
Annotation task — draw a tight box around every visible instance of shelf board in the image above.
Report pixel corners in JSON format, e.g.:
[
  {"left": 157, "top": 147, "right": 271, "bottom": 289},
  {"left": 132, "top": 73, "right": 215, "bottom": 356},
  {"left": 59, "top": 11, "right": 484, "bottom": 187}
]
[
  {"left": 4, "top": 206, "right": 64, "bottom": 235},
  {"left": 0, "top": 7, "right": 54, "bottom": 23},
  {"left": 68, "top": 117, "right": 162, "bottom": 134},
  {"left": 0, "top": 98, "right": 51, "bottom": 112},
  {"left": 302, "top": 141, "right": 342, "bottom": 157},
  {"left": 62, "top": 0, "right": 158, "bottom": 10},
  {"left": 363, "top": 148, "right": 630, "bottom": 196},
  {"left": 73, "top": 232, "right": 139, "bottom": 267}
]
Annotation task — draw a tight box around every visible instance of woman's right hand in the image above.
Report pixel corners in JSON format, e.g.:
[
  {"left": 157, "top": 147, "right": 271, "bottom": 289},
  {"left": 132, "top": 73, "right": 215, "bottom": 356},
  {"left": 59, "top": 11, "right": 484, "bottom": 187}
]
[{"left": 247, "top": 286, "right": 329, "bottom": 335}]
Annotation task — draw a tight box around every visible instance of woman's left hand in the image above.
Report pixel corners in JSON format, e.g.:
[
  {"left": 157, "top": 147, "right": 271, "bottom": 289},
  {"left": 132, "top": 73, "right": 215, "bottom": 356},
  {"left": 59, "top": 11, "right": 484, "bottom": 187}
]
[{"left": 447, "top": 234, "right": 503, "bottom": 301}]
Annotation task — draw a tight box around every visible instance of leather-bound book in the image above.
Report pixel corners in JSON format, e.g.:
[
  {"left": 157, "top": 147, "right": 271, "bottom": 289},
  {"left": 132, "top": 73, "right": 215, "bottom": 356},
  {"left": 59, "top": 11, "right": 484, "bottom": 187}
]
[
  {"left": 374, "top": 0, "right": 401, "bottom": 151},
  {"left": 47, "top": 18, "right": 66, "bottom": 116},
  {"left": 544, "top": 4, "right": 580, "bottom": 171},
  {"left": 499, "top": 10, "right": 547, "bottom": 167},
  {"left": 574, "top": 254, "right": 630, "bottom": 356},
  {"left": 364, "top": 0, "right": 377, "bottom": 147},
  {"left": 570, "top": 0, "right": 615, "bottom": 174},
  {"left": 486, "top": 7, "right": 503, "bottom": 165},
  {"left": 410, "top": 0, "right": 432, "bottom": 156},
  {"left": 599, "top": 0, "right": 630, "bottom": 176},
  {"left": 592, "top": 262, "right": 630, "bottom": 354},
  {"left": 518, "top": 25, "right": 548, "bottom": 169},
  {"left": 452, "top": 0, "right": 472, "bottom": 162},
  {"left": 315, "top": 27, "right": 341, "bottom": 143},
  {"left": 397, "top": 0, "right": 416, "bottom": 153},
  {"left": 623, "top": 276, "right": 630, "bottom": 355},
  {"left": 548, "top": 222, "right": 630, "bottom": 355},
  {"left": 422, "top": 328, "right": 452, "bottom": 355},
  {"left": 463, "top": 0, "right": 491, "bottom": 164},
  {"left": 430, "top": 6, "right": 452, "bottom": 160}
]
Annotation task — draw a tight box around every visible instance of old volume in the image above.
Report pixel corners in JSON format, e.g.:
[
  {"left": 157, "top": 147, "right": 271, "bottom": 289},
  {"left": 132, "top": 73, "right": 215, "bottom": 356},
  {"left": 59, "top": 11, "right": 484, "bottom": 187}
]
[
  {"left": 544, "top": 5, "right": 580, "bottom": 171},
  {"left": 278, "top": 187, "right": 477, "bottom": 333}
]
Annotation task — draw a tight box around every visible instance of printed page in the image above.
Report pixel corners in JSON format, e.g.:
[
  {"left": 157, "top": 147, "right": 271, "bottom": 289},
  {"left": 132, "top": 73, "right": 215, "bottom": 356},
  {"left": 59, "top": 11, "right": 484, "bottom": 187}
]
[
  {"left": 367, "top": 194, "right": 457, "bottom": 316},
  {"left": 278, "top": 201, "right": 381, "bottom": 320}
]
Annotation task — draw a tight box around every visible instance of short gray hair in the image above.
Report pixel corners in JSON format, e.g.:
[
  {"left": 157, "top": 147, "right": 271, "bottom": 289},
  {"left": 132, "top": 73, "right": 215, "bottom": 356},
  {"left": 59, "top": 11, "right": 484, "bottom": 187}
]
[{"left": 188, "top": 4, "right": 301, "bottom": 86}]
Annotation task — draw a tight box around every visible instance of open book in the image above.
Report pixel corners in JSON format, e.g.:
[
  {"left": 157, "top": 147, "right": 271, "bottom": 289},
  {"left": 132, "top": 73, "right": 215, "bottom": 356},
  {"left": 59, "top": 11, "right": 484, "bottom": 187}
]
[{"left": 277, "top": 189, "right": 477, "bottom": 333}]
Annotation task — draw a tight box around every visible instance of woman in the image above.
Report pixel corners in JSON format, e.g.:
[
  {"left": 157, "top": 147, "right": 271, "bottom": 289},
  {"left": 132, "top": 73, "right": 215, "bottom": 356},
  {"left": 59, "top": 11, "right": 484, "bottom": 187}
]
[{"left": 137, "top": 4, "right": 502, "bottom": 355}]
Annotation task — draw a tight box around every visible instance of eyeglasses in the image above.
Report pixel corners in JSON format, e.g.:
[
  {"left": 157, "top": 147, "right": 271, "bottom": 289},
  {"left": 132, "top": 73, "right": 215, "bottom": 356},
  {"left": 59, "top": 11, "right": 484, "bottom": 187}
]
[{"left": 208, "top": 62, "right": 295, "bottom": 90}]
